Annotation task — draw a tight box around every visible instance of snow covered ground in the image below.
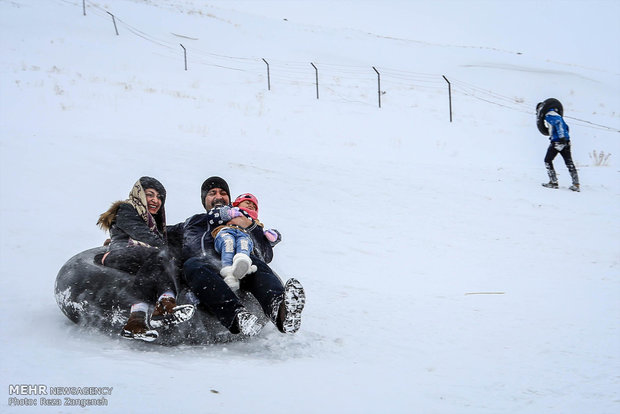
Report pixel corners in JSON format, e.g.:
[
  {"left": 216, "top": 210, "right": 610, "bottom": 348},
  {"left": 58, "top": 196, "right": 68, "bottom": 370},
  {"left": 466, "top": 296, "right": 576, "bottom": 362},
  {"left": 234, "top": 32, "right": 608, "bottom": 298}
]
[{"left": 1, "top": 0, "right": 619, "bottom": 412}]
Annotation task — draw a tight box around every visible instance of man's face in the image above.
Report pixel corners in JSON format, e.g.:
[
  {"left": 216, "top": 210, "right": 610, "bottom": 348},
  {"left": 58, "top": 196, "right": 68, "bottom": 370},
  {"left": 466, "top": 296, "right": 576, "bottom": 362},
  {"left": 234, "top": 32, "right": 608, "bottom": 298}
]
[{"left": 205, "top": 188, "right": 230, "bottom": 210}]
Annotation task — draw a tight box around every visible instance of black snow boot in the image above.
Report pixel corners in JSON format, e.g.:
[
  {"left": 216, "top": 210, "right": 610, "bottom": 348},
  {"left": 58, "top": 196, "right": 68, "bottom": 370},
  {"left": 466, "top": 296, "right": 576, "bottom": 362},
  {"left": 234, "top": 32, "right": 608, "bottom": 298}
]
[
  {"left": 543, "top": 163, "right": 559, "bottom": 189},
  {"left": 276, "top": 278, "right": 306, "bottom": 334},
  {"left": 231, "top": 310, "right": 263, "bottom": 336},
  {"left": 568, "top": 165, "right": 580, "bottom": 192}
]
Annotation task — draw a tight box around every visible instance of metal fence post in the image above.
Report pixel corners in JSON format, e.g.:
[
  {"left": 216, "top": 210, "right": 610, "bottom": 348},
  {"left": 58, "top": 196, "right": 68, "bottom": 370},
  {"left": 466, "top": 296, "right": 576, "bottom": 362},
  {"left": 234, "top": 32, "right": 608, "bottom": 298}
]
[
  {"left": 180, "top": 44, "right": 187, "bottom": 71},
  {"left": 311, "top": 62, "right": 319, "bottom": 99},
  {"left": 373, "top": 66, "right": 381, "bottom": 108},
  {"left": 442, "top": 75, "right": 452, "bottom": 122},
  {"left": 262, "top": 58, "right": 271, "bottom": 91},
  {"left": 106, "top": 12, "right": 119, "bottom": 35}
]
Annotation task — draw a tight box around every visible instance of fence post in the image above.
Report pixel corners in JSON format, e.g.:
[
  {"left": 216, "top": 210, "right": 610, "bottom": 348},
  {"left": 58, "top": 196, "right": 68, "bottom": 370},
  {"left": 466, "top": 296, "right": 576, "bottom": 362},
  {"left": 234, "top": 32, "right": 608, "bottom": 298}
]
[
  {"left": 180, "top": 44, "right": 187, "bottom": 71},
  {"left": 442, "top": 75, "right": 452, "bottom": 122},
  {"left": 373, "top": 66, "right": 381, "bottom": 108},
  {"left": 262, "top": 58, "right": 271, "bottom": 91},
  {"left": 311, "top": 62, "right": 319, "bottom": 99},
  {"left": 106, "top": 12, "right": 119, "bottom": 35}
]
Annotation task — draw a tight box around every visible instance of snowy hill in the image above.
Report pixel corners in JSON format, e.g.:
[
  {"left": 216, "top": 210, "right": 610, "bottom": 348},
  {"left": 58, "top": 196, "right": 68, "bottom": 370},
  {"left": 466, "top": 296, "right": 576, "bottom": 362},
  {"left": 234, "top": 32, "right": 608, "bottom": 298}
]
[{"left": 1, "top": 0, "right": 619, "bottom": 413}]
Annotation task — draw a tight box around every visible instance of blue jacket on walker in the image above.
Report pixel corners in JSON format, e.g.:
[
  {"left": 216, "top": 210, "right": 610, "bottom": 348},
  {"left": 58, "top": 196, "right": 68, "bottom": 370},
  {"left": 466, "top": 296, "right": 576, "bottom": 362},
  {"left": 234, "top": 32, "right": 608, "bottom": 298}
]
[{"left": 544, "top": 110, "right": 570, "bottom": 142}]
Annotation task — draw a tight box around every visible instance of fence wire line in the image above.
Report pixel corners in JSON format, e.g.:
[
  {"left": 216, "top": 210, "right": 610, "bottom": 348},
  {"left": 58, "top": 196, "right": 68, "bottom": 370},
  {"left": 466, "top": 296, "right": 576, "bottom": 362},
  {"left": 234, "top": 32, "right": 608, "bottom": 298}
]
[{"left": 57, "top": 0, "right": 620, "bottom": 133}]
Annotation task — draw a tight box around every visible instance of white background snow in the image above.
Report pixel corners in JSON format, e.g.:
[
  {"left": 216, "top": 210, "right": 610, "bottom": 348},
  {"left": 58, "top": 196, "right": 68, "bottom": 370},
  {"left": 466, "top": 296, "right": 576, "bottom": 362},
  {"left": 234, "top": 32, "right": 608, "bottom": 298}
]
[{"left": 1, "top": 0, "right": 619, "bottom": 412}]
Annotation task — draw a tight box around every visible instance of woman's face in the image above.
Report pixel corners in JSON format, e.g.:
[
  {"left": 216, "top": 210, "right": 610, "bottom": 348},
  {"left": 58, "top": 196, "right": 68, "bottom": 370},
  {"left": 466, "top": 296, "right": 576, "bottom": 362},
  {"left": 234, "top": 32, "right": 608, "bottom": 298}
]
[{"left": 144, "top": 188, "right": 162, "bottom": 214}]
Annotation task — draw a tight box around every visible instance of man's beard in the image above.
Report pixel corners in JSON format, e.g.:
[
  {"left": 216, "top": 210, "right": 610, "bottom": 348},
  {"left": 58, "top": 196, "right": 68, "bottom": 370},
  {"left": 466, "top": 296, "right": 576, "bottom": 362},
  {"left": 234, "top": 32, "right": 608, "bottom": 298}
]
[{"left": 212, "top": 198, "right": 226, "bottom": 208}]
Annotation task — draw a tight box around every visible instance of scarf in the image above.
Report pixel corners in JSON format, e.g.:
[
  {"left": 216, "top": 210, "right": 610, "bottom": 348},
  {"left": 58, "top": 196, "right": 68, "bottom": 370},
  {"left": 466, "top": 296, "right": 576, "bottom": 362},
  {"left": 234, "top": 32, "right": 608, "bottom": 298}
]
[{"left": 97, "top": 179, "right": 166, "bottom": 246}]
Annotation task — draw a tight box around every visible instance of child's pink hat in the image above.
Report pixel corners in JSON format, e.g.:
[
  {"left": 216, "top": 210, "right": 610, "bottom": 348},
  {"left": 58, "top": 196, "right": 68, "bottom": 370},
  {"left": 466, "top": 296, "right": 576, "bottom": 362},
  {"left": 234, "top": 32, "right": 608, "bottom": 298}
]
[{"left": 233, "top": 193, "right": 259, "bottom": 215}]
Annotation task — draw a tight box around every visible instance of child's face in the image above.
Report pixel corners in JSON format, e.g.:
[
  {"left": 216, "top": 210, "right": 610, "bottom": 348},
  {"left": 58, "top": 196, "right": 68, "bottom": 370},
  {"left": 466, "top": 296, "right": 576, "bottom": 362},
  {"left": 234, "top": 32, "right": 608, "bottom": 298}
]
[{"left": 239, "top": 200, "right": 257, "bottom": 211}]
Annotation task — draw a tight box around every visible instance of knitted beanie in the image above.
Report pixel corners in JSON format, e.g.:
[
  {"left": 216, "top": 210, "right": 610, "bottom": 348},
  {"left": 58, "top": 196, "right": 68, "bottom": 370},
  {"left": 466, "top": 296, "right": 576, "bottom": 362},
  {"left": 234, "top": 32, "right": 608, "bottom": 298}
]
[{"left": 200, "top": 176, "right": 231, "bottom": 209}]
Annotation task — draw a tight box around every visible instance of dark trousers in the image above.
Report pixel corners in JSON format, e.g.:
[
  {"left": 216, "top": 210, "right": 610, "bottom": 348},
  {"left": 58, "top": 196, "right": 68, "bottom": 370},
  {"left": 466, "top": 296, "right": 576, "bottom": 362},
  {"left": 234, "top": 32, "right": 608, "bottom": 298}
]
[
  {"left": 183, "top": 255, "right": 285, "bottom": 330},
  {"left": 544, "top": 141, "right": 579, "bottom": 184},
  {"left": 104, "top": 246, "right": 177, "bottom": 304}
]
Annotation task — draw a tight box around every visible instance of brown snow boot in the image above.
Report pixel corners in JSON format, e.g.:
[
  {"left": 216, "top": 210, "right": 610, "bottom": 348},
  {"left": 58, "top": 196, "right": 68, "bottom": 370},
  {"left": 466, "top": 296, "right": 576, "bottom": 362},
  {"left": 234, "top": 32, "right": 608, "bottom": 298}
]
[
  {"left": 152, "top": 297, "right": 176, "bottom": 318},
  {"left": 121, "top": 311, "right": 158, "bottom": 342},
  {"left": 150, "top": 296, "right": 195, "bottom": 329}
]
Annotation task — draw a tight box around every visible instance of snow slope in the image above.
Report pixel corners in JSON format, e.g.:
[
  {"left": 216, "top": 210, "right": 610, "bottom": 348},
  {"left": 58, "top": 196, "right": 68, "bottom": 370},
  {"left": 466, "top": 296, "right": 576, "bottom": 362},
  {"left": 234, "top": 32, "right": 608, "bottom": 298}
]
[{"left": 1, "top": 0, "right": 619, "bottom": 413}]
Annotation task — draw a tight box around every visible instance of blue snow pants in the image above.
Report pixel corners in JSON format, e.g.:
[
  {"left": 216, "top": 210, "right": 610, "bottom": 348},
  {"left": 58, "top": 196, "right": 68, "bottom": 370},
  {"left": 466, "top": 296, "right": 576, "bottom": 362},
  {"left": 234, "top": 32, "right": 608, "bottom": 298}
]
[{"left": 214, "top": 228, "right": 254, "bottom": 267}]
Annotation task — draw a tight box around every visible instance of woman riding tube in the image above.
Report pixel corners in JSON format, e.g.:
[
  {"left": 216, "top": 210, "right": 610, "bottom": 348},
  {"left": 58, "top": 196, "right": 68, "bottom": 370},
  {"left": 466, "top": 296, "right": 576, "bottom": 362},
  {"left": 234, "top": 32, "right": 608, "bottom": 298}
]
[{"left": 97, "top": 177, "right": 195, "bottom": 341}]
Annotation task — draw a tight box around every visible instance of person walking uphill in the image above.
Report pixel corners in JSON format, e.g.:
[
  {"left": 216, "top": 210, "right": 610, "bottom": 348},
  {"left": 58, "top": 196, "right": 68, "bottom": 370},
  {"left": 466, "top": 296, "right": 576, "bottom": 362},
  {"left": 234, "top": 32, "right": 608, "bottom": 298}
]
[
  {"left": 536, "top": 98, "right": 580, "bottom": 192},
  {"left": 97, "top": 177, "right": 195, "bottom": 341},
  {"left": 168, "top": 176, "right": 305, "bottom": 337}
]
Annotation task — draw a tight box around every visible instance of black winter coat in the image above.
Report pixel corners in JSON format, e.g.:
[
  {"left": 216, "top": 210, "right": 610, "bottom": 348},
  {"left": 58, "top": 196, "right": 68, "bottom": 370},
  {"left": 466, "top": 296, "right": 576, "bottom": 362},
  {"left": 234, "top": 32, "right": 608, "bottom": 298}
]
[
  {"left": 109, "top": 203, "right": 166, "bottom": 251},
  {"left": 167, "top": 213, "right": 274, "bottom": 265}
]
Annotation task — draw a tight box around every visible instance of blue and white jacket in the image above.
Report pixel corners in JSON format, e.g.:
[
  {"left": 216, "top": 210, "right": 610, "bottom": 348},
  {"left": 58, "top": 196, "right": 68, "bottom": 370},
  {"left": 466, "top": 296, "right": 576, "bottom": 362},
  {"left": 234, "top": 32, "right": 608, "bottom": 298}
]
[{"left": 544, "top": 110, "right": 570, "bottom": 142}]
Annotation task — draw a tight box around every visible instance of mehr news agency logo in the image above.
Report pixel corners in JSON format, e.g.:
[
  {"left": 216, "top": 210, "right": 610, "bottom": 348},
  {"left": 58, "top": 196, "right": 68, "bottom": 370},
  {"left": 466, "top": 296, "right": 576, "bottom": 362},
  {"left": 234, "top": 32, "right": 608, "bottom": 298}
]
[{"left": 8, "top": 384, "right": 113, "bottom": 408}]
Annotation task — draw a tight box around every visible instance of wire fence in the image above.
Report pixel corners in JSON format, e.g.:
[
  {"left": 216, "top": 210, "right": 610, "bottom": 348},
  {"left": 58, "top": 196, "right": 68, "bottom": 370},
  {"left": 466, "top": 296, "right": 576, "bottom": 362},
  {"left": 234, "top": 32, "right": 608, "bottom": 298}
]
[{"left": 58, "top": 0, "right": 619, "bottom": 133}]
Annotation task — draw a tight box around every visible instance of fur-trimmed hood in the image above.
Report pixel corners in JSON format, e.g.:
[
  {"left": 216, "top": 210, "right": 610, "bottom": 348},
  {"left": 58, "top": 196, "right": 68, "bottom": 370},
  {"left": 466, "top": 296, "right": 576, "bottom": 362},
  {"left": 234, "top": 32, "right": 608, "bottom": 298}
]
[{"left": 97, "top": 200, "right": 128, "bottom": 231}]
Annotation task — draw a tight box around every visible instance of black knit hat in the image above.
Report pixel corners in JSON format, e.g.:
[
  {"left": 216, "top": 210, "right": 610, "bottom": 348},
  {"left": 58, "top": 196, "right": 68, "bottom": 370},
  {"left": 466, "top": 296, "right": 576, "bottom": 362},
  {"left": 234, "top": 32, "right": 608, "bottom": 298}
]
[
  {"left": 200, "top": 176, "right": 230, "bottom": 209},
  {"left": 139, "top": 176, "right": 166, "bottom": 204}
]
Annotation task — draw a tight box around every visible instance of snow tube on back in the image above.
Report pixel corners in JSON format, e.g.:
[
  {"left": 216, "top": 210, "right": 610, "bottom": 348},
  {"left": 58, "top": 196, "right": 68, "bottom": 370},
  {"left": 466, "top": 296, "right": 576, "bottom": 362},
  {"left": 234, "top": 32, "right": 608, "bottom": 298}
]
[
  {"left": 536, "top": 98, "right": 564, "bottom": 135},
  {"left": 54, "top": 247, "right": 266, "bottom": 345}
]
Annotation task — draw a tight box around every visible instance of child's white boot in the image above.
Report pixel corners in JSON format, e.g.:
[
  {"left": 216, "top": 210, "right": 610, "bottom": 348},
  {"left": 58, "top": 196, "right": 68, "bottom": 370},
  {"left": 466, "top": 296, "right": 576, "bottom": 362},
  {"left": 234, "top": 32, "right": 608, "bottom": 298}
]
[
  {"left": 232, "top": 253, "right": 256, "bottom": 279},
  {"left": 220, "top": 266, "right": 239, "bottom": 290}
]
